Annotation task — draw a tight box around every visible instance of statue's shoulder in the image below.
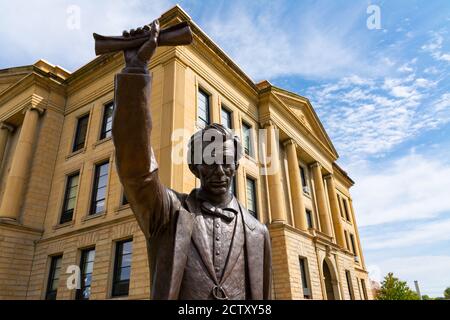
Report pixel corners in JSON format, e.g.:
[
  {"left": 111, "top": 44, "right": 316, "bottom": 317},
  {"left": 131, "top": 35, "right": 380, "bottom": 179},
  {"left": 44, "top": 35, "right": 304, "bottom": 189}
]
[
  {"left": 166, "top": 188, "right": 189, "bottom": 208},
  {"left": 236, "top": 199, "right": 269, "bottom": 235}
]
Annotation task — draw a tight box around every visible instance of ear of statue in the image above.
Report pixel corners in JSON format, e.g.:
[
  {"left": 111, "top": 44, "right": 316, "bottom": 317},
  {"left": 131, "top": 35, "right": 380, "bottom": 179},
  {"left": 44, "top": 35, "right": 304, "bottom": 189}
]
[{"left": 189, "top": 164, "right": 200, "bottom": 179}]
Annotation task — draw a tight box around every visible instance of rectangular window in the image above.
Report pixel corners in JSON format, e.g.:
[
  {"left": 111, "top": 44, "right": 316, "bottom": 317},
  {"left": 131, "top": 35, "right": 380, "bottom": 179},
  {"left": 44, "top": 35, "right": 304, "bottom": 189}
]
[
  {"left": 76, "top": 248, "right": 95, "bottom": 300},
  {"left": 246, "top": 177, "right": 257, "bottom": 217},
  {"left": 45, "top": 255, "right": 62, "bottom": 300},
  {"left": 344, "top": 230, "right": 350, "bottom": 250},
  {"left": 360, "top": 279, "right": 368, "bottom": 300},
  {"left": 305, "top": 209, "right": 313, "bottom": 228},
  {"left": 343, "top": 198, "right": 351, "bottom": 221},
  {"left": 72, "top": 114, "right": 89, "bottom": 152},
  {"left": 231, "top": 177, "right": 237, "bottom": 197},
  {"left": 60, "top": 172, "right": 79, "bottom": 224},
  {"left": 100, "top": 102, "right": 114, "bottom": 140},
  {"left": 242, "top": 122, "right": 253, "bottom": 157},
  {"left": 112, "top": 239, "right": 133, "bottom": 297},
  {"left": 122, "top": 193, "right": 129, "bottom": 206},
  {"left": 299, "top": 257, "right": 312, "bottom": 299},
  {"left": 90, "top": 161, "right": 109, "bottom": 215},
  {"left": 300, "top": 166, "right": 308, "bottom": 189},
  {"left": 338, "top": 195, "right": 345, "bottom": 218},
  {"left": 350, "top": 233, "right": 357, "bottom": 255},
  {"left": 197, "top": 89, "right": 210, "bottom": 128},
  {"left": 345, "top": 270, "right": 355, "bottom": 300},
  {"left": 221, "top": 106, "right": 233, "bottom": 129}
]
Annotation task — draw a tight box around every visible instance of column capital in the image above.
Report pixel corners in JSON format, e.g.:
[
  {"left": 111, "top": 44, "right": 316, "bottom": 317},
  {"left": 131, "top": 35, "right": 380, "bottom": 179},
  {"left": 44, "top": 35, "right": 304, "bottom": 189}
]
[
  {"left": 323, "top": 173, "right": 334, "bottom": 181},
  {"left": 310, "top": 161, "right": 322, "bottom": 170},
  {"left": 22, "top": 105, "right": 45, "bottom": 116},
  {"left": 282, "top": 138, "right": 297, "bottom": 148},
  {"left": 261, "top": 119, "right": 276, "bottom": 129},
  {"left": 0, "top": 122, "right": 15, "bottom": 133}
]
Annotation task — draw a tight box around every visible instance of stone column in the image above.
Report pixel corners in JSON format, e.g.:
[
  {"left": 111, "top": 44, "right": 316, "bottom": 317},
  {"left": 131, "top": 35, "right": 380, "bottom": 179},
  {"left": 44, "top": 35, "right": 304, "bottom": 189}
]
[
  {"left": 311, "top": 162, "right": 332, "bottom": 236},
  {"left": 0, "top": 106, "right": 44, "bottom": 221},
  {"left": 265, "top": 121, "right": 286, "bottom": 224},
  {"left": 0, "top": 122, "right": 15, "bottom": 168},
  {"left": 284, "top": 139, "right": 308, "bottom": 231},
  {"left": 324, "top": 174, "right": 346, "bottom": 247}
]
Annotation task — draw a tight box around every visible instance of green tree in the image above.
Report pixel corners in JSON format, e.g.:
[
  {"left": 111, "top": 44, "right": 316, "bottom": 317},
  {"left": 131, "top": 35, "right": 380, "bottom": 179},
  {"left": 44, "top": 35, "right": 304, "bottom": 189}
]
[
  {"left": 444, "top": 287, "right": 450, "bottom": 300},
  {"left": 376, "top": 273, "right": 420, "bottom": 300},
  {"left": 421, "top": 294, "right": 431, "bottom": 300}
]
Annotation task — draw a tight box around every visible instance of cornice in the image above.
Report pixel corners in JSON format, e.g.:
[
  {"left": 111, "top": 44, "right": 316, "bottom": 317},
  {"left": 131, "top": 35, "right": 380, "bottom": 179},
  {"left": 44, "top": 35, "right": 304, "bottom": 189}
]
[{"left": 37, "top": 211, "right": 136, "bottom": 244}]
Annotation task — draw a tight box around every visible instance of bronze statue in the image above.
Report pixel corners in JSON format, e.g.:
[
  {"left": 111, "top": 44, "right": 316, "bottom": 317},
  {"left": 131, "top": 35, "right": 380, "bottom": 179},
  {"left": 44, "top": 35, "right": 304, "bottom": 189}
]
[{"left": 97, "top": 19, "right": 272, "bottom": 300}]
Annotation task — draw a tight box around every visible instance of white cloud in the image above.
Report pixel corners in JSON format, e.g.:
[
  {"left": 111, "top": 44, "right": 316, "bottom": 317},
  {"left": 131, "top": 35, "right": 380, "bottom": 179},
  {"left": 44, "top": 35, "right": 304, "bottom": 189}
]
[
  {"left": 364, "top": 218, "right": 450, "bottom": 250},
  {"left": 421, "top": 31, "right": 450, "bottom": 63},
  {"left": 0, "top": 0, "right": 171, "bottom": 71},
  {"left": 352, "top": 152, "right": 450, "bottom": 226},
  {"left": 307, "top": 71, "right": 449, "bottom": 161},
  {"left": 203, "top": 2, "right": 390, "bottom": 81},
  {"left": 370, "top": 255, "right": 450, "bottom": 297}
]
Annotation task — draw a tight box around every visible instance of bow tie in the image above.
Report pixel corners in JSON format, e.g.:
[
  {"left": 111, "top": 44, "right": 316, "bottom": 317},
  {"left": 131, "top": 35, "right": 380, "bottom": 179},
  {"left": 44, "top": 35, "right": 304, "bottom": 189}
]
[{"left": 201, "top": 202, "right": 237, "bottom": 221}]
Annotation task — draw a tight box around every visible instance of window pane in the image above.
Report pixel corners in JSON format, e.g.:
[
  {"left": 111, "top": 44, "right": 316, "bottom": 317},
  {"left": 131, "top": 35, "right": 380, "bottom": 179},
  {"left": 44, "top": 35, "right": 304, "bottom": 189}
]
[
  {"left": 90, "top": 162, "right": 109, "bottom": 215},
  {"left": 120, "top": 266, "right": 131, "bottom": 280},
  {"left": 300, "top": 166, "right": 307, "bottom": 188},
  {"left": 112, "top": 240, "right": 133, "bottom": 297},
  {"left": 242, "top": 123, "right": 253, "bottom": 156},
  {"left": 46, "top": 255, "right": 62, "bottom": 300},
  {"left": 306, "top": 209, "right": 313, "bottom": 228},
  {"left": 221, "top": 107, "right": 232, "bottom": 129},
  {"left": 345, "top": 270, "right": 355, "bottom": 300},
  {"left": 246, "top": 177, "right": 257, "bottom": 217},
  {"left": 77, "top": 248, "right": 95, "bottom": 300},
  {"left": 299, "top": 258, "right": 311, "bottom": 298},
  {"left": 122, "top": 194, "right": 129, "bottom": 205},
  {"left": 61, "top": 173, "right": 79, "bottom": 224},
  {"left": 197, "top": 89, "right": 210, "bottom": 127},
  {"left": 99, "top": 163, "right": 109, "bottom": 176},
  {"left": 73, "top": 115, "right": 89, "bottom": 152},
  {"left": 101, "top": 102, "right": 114, "bottom": 140}
]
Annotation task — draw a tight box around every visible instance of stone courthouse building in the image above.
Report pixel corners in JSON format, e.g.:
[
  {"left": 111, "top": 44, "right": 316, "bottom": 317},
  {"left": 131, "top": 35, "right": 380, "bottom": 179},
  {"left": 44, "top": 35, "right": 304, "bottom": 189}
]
[{"left": 0, "top": 6, "right": 371, "bottom": 300}]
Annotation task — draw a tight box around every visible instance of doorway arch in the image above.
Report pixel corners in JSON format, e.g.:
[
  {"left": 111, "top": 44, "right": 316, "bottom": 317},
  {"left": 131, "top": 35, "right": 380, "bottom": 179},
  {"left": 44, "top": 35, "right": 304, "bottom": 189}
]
[{"left": 322, "top": 258, "right": 340, "bottom": 300}]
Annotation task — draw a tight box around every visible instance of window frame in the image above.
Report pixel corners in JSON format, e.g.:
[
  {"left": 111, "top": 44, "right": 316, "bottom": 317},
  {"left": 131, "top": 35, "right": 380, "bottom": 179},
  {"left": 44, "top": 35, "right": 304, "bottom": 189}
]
[
  {"left": 299, "top": 256, "right": 312, "bottom": 299},
  {"left": 111, "top": 239, "right": 133, "bottom": 297},
  {"left": 76, "top": 247, "right": 96, "bottom": 300},
  {"left": 197, "top": 88, "right": 211, "bottom": 128},
  {"left": 242, "top": 121, "right": 254, "bottom": 157},
  {"left": 345, "top": 270, "right": 355, "bottom": 300},
  {"left": 45, "top": 255, "right": 63, "bottom": 300},
  {"left": 99, "top": 101, "right": 115, "bottom": 140},
  {"left": 59, "top": 171, "right": 80, "bottom": 224},
  {"left": 245, "top": 176, "right": 258, "bottom": 218},
  {"left": 89, "top": 160, "right": 110, "bottom": 215},
  {"left": 305, "top": 208, "right": 314, "bottom": 229},
  {"left": 72, "top": 113, "right": 90, "bottom": 153},
  {"left": 220, "top": 105, "right": 233, "bottom": 129}
]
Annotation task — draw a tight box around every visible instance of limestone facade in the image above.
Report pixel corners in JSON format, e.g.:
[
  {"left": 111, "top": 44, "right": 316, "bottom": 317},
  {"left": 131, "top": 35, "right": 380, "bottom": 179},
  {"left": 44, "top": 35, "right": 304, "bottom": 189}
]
[{"left": 0, "top": 6, "right": 371, "bottom": 300}]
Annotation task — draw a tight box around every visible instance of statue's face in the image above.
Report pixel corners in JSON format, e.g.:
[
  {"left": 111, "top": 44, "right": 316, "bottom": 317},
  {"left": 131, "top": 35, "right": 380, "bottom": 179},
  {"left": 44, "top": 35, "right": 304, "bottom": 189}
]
[{"left": 195, "top": 157, "right": 238, "bottom": 196}]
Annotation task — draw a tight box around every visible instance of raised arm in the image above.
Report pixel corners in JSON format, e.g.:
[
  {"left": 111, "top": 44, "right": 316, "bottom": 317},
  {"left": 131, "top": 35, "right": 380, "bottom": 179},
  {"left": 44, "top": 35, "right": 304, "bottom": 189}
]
[{"left": 112, "top": 20, "right": 170, "bottom": 238}]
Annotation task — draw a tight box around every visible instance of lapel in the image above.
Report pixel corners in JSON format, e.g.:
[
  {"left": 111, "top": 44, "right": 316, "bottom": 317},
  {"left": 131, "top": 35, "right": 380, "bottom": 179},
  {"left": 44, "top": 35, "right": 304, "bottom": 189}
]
[
  {"left": 168, "top": 205, "right": 195, "bottom": 299},
  {"left": 221, "top": 207, "right": 245, "bottom": 283},
  {"left": 239, "top": 202, "right": 265, "bottom": 300},
  {"left": 185, "top": 190, "right": 218, "bottom": 283}
]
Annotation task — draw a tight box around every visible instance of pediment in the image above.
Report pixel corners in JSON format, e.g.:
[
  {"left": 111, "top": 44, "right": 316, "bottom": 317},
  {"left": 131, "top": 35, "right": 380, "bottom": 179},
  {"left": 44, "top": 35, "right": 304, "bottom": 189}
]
[{"left": 272, "top": 89, "right": 338, "bottom": 159}]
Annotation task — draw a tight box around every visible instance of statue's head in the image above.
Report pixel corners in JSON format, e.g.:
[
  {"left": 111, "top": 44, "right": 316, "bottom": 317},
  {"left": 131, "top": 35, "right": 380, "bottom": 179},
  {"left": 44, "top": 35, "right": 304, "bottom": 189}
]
[{"left": 187, "top": 123, "right": 243, "bottom": 196}]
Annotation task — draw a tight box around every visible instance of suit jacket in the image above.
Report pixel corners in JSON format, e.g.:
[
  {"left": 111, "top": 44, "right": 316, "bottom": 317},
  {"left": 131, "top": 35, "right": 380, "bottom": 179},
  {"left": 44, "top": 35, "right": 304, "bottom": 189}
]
[{"left": 112, "top": 71, "right": 272, "bottom": 300}]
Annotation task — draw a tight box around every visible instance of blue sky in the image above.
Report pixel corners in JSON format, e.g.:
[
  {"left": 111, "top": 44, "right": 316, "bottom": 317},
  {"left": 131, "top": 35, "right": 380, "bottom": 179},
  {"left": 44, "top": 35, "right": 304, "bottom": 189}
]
[{"left": 1, "top": 0, "right": 449, "bottom": 297}]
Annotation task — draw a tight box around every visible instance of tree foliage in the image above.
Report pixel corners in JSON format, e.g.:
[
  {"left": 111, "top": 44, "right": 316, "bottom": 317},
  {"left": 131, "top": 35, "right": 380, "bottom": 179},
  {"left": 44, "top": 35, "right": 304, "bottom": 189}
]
[
  {"left": 444, "top": 287, "right": 450, "bottom": 299},
  {"left": 376, "top": 273, "right": 419, "bottom": 300}
]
